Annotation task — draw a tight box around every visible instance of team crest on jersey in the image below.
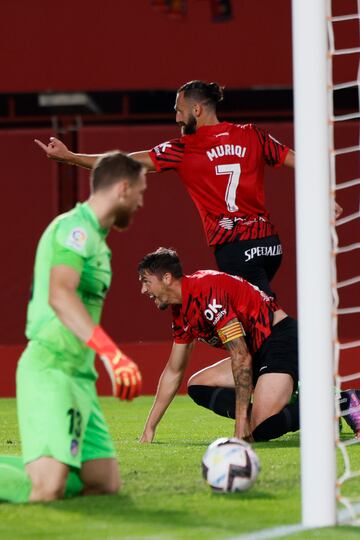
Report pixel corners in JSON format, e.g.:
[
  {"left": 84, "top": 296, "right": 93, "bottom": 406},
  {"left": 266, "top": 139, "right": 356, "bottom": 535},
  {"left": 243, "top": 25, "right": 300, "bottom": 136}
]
[
  {"left": 66, "top": 228, "right": 88, "bottom": 251},
  {"left": 70, "top": 438, "right": 79, "bottom": 456},
  {"left": 154, "top": 141, "right": 172, "bottom": 155}
]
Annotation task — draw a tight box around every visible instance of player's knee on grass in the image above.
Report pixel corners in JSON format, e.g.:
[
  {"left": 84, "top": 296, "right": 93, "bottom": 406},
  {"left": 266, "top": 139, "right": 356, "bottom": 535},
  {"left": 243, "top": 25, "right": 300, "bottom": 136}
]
[
  {"left": 100, "top": 472, "right": 121, "bottom": 495},
  {"left": 252, "top": 401, "right": 300, "bottom": 441},
  {"left": 30, "top": 476, "right": 67, "bottom": 502},
  {"left": 83, "top": 476, "right": 120, "bottom": 496},
  {"left": 26, "top": 457, "right": 69, "bottom": 502},
  {"left": 188, "top": 385, "right": 235, "bottom": 419},
  {"left": 81, "top": 459, "right": 121, "bottom": 496}
]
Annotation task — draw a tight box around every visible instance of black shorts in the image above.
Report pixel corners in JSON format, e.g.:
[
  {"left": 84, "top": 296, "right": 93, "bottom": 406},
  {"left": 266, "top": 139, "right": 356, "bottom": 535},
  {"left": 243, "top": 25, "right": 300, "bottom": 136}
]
[
  {"left": 214, "top": 235, "right": 282, "bottom": 297},
  {"left": 252, "top": 317, "right": 298, "bottom": 390}
]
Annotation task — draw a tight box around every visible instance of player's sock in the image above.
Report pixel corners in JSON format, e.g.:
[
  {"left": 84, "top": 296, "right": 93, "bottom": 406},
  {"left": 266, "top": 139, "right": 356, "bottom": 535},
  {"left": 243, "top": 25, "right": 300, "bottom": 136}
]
[
  {"left": 0, "top": 455, "right": 24, "bottom": 470},
  {"left": 0, "top": 464, "right": 31, "bottom": 503},
  {"left": 188, "top": 385, "right": 235, "bottom": 418},
  {"left": 187, "top": 385, "right": 300, "bottom": 440},
  {"left": 339, "top": 390, "right": 360, "bottom": 436},
  {"left": 252, "top": 401, "right": 300, "bottom": 441},
  {"left": 0, "top": 455, "right": 83, "bottom": 501}
]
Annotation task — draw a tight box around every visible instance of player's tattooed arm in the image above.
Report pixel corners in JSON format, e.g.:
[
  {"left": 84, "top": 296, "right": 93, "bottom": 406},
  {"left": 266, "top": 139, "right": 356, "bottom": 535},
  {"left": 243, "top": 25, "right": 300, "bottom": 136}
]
[{"left": 225, "top": 335, "right": 253, "bottom": 440}]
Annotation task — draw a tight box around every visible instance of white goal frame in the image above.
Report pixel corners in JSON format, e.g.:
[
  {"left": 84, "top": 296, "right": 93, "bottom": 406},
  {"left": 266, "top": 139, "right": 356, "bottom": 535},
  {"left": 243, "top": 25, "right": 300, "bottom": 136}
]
[{"left": 292, "top": 0, "right": 337, "bottom": 527}]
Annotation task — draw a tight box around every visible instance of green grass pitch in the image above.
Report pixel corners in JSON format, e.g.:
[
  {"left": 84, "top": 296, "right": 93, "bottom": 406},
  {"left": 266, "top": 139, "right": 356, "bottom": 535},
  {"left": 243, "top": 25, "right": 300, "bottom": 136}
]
[{"left": 0, "top": 396, "right": 359, "bottom": 539}]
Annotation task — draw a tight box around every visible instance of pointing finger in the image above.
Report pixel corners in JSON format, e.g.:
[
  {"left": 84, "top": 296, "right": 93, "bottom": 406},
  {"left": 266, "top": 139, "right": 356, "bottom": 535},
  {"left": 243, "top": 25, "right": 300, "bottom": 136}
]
[{"left": 34, "top": 139, "right": 48, "bottom": 151}]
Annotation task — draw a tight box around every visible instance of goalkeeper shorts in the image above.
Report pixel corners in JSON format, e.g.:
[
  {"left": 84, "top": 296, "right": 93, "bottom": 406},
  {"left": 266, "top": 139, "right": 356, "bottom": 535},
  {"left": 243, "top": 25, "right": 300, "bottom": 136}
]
[{"left": 16, "top": 342, "right": 116, "bottom": 469}]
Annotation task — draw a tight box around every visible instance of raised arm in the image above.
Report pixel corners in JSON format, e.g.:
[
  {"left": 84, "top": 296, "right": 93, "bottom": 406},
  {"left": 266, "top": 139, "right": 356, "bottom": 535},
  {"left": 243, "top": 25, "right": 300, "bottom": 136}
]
[
  {"left": 140, "top": 341, "right": 194, "bottom": 443},
  {"left": 284, "top": 149, "right": 295, "bottom": 168},
  {"left": 282, "top": 148, "right": 343, "bottom": 217},
  {"left": 34, "top": 137, "right": 156, "bottom": 171}
]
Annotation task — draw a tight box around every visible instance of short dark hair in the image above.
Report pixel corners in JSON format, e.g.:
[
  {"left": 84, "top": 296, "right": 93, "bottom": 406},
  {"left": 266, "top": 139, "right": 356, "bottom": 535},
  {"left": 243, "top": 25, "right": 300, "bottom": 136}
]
[
  {"left": 138, "top": 247, "right": 183, "bottom": 279},
  {"left": 177, "top": 80, "right": 224, "bottom": 110},
  {"left": 91, "top": 151, "right": 143, "bottom": 192}
]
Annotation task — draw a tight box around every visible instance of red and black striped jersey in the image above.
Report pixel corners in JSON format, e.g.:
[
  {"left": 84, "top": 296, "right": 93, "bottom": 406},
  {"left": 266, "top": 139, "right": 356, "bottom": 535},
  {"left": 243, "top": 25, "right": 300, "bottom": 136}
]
[
  {"left": 149, "top": 122, "right": 289, "bottom": 246},
  {"left": 171, "top": 270, "right": 279, "bottom": 355}
]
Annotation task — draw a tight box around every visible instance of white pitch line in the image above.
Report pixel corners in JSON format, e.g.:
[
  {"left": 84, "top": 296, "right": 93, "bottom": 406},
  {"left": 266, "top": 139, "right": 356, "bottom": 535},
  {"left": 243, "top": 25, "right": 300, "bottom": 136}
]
[
  {"left": 229, "top": 503, "right": 360, "bottom": 540},
  {"left": 228, "top": 523, "right": 309, "bottom": 540}
]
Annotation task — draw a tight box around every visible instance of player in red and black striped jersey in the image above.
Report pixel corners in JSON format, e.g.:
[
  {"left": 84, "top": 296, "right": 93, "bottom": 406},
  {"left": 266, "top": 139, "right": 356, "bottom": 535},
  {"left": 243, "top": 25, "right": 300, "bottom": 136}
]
[
  {"left": 137, "top": 247, "right": 299, "bottom": 443},
  {"left": 149, "top": 121, "right": 288, "bottom": 248},
  {"left": 170, "top": 269, "right": 279, "bottom": 357},
  {"left": 34, "top": 81, "right": 296, "bottom": 297},
  {"left": 35, "top": 80, "right": 342, "bottom": 297}
]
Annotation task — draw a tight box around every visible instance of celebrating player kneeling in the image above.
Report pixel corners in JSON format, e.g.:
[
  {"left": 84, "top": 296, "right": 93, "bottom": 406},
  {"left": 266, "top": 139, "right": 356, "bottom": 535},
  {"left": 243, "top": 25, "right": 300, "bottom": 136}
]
[{"left": 138, "top": 247, "right": 299, "bottom": 443}]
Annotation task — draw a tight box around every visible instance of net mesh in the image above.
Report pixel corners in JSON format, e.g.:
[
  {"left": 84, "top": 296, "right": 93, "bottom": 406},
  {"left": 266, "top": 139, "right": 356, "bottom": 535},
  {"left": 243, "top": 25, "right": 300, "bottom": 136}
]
[{"left": 327, "top": 0, "right": 360, "bottom": 524}]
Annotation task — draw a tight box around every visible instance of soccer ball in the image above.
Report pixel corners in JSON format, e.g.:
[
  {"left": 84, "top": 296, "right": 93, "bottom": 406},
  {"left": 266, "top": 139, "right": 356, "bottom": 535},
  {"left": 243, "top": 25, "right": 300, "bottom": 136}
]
[{"left": 202, "top": 437, "right": 260, "bottom": 493}]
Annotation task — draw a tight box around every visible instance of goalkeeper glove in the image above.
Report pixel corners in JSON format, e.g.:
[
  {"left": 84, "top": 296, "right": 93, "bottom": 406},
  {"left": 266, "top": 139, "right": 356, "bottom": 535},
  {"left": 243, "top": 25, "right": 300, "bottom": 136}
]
[{"left": 86, "top": 326, "right": 142, "bottom": 400}]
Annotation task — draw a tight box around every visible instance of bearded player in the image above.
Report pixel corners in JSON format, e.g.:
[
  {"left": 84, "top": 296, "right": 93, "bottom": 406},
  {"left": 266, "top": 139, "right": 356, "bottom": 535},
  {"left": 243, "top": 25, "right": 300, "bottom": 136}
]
[{"left": 35, "top": 80, "right": 300, "bottom": 297}]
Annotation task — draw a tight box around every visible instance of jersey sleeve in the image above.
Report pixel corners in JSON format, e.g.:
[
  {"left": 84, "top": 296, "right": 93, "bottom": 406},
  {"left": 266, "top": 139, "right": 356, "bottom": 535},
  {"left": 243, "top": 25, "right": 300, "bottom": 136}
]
[
  {"left": 51, "top": 219, "right": 97, "bottom": 273},
  {"left": 172, "top": 327, "right": 194, "bottom": 345},
  {"left": 148, "top": 138, "right": 185, "bottom": 172},
  {"left": 252, "top": 125, "right": 289, "bottom": 168},
  {"left": 171, "top": 306, "right": 194, "bottom": 344}
]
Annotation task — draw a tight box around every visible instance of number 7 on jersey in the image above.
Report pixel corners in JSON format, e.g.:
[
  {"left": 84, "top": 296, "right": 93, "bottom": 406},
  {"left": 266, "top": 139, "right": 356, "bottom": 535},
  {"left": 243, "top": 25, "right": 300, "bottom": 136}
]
[{"left": 215, "top": 163, "right": 241, "bottom": 212}]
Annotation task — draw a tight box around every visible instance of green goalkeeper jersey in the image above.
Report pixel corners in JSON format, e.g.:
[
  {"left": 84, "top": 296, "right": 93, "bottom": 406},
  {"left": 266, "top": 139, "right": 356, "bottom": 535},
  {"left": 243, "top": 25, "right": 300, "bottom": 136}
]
[{"left": 24, "top": 202, "right": 112, "bottom": 380}]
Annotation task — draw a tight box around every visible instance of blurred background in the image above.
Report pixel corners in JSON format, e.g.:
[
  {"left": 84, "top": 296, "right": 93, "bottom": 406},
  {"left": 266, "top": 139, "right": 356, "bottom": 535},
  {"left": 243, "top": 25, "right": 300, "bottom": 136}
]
[{"left": 0, "top": 0, "right": 358, "bottom": 395}]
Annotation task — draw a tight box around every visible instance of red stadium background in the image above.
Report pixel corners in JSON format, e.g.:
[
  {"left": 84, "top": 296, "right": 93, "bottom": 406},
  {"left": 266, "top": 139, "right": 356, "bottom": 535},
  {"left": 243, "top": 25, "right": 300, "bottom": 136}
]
[
  {"left": 0, "top": 0, "right": 357, "bottom": 92},
  {"left": 0, "top": 1, "right": 358, "bottom": 396}
]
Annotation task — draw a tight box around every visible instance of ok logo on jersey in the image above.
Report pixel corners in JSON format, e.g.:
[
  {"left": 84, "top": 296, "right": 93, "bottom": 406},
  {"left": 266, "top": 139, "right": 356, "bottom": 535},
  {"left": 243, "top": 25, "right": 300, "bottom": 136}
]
[{"left": 204, "top": 299, "right": 223, "bottom": 321}]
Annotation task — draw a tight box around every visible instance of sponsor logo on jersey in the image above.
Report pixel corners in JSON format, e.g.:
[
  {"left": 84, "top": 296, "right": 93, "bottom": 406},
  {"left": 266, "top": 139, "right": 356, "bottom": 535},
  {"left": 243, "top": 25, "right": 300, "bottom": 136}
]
[
  {"left": 219, "top": 215, "right": 268, "bottom": 231},
  {"left": 206, "top": 144, "right": 247, "bottom": 161},
  {"left": 244, "top": 244, "right": 282, "bottom": 262},
  {"left": 204, "top": 299, "right": 227, "bottom": 324},
  {"left": 66, "top": 228, "right": 88, "bottom": 251},
  {"left": 218, "top": 216, "right": 243, "bottom": 230},
  {"left": 154, "top": 141, "right": 172, "bottom": 155}
]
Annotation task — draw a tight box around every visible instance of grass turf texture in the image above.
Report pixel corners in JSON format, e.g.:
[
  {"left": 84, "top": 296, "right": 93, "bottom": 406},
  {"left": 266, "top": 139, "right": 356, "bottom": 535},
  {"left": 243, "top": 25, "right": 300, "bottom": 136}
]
[{"left": 0, "top": 396, "right": 359, "bottom": 540}]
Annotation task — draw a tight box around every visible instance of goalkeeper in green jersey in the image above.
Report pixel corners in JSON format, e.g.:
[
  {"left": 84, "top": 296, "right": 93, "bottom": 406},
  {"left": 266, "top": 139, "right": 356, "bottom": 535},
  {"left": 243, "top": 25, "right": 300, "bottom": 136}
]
[{"left": 0, "top": 151, "right": 146, "bottom": 503}]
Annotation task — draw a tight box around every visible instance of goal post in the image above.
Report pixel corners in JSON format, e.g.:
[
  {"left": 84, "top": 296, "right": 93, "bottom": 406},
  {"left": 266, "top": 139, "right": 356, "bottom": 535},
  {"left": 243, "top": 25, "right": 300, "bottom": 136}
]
[{"left": 291, "top": 0, "right": 337, "bottom": 527}]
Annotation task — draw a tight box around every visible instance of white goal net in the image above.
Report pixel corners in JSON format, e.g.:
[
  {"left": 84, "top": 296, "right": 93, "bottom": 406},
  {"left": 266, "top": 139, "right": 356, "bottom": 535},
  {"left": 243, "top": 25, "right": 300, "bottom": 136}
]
[
  {"left": 328, "top": 0, "right": 360, "bottom": 524},
  {"left": 292, "top": 0, "right": 360, "bottom": 528}
]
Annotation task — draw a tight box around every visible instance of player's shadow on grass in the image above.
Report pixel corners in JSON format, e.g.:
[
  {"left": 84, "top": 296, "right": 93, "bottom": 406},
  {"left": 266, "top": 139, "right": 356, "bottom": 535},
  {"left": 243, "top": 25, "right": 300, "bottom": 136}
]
[
  {"left": 46, "top": 489, "right": 275, "bottom": 528},
  {"left": 46, "top": 493, "right": 262, "bottom": 529},
  {"left": 210, "top": 490, "right": 275, "bottom": 501},
  {"left": 149, "top": 436, "right": 301, "bottom": 449},
  {"left": 254, "top": 435, "right": 300, "bottom": 449},
  {"left": 150, "top": 440, "right": 214, "bottom": 447}
]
